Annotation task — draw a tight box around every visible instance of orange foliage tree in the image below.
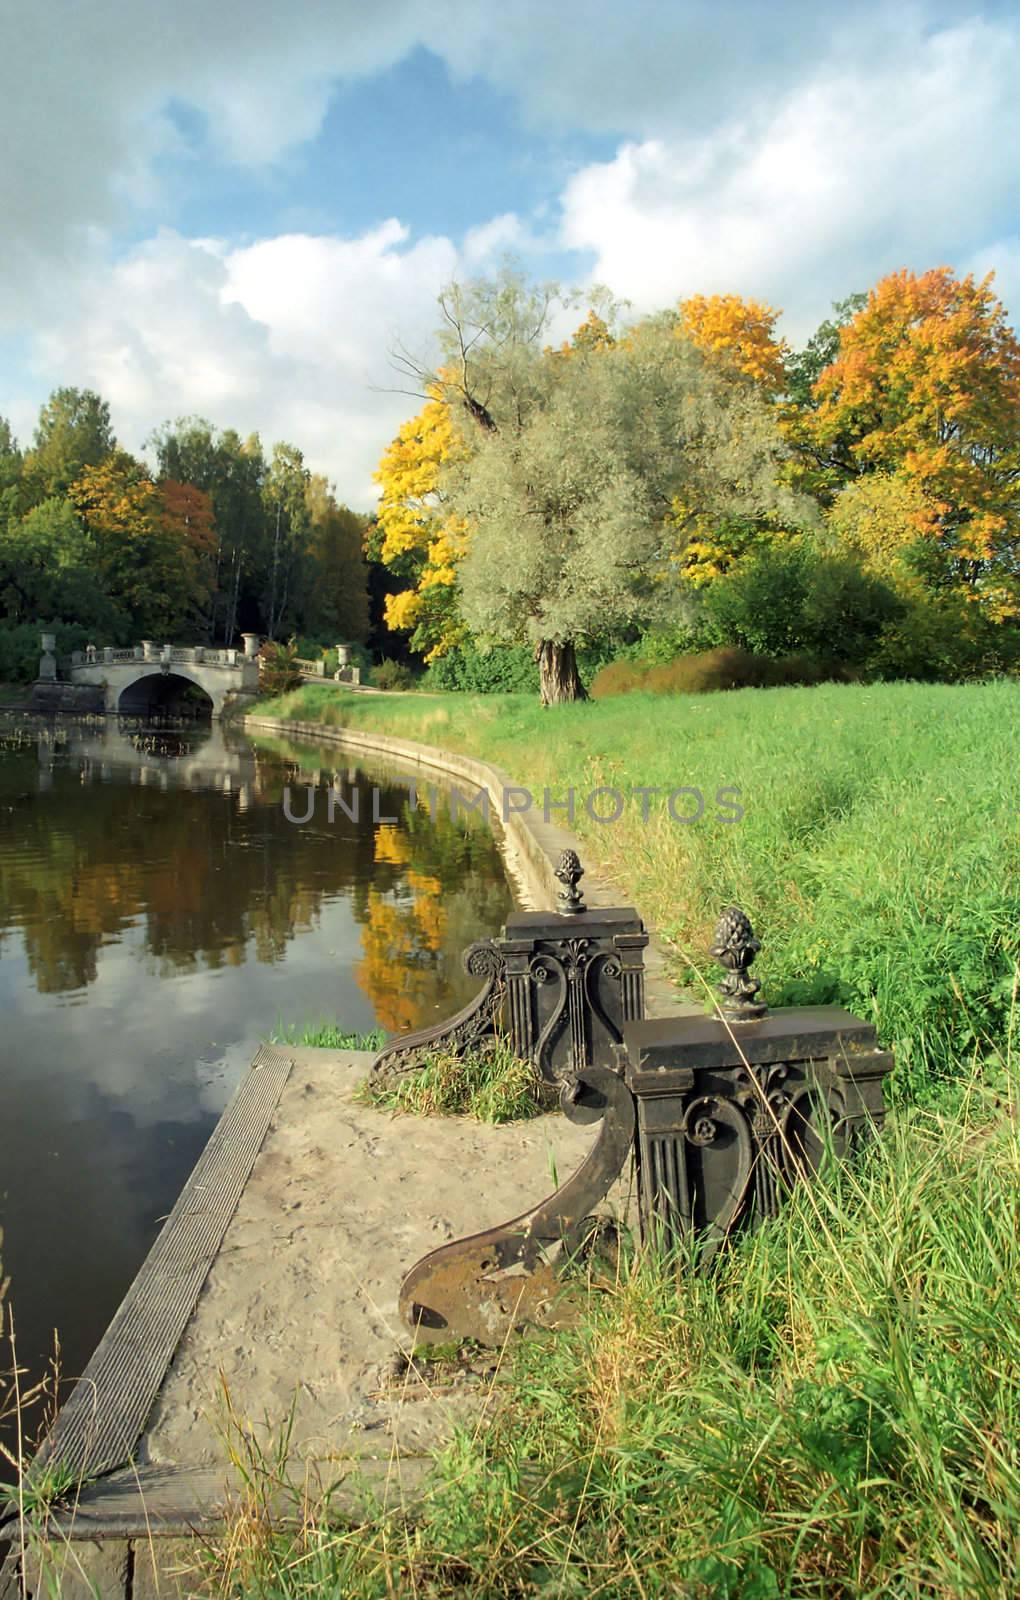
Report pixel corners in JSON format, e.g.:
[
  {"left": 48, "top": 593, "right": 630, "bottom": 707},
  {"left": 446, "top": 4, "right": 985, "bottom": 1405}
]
[{"left": 806, "top": 268, "right": 1020, "bottom": 618}]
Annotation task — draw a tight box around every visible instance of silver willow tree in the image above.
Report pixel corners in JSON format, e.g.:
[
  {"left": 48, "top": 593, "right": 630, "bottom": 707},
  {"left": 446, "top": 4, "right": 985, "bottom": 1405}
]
[{"left": 425, "top": 276, "right": 804, "bottom": 703}]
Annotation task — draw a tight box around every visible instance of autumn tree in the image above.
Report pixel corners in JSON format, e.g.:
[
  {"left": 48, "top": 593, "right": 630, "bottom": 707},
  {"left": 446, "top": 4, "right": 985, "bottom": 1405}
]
[
  {"left": 824, "top": 471, "right": 938, "bottom": 580},
  {"left": 372, "top": 387, "right": 468, "bottom": 661},
  {"left": 677, "top": 293, "right": 789, "bottom": 393},
  {"left": 785, "top": 292, "right": 867, "bottom": 410},
  {"left": 68, "top": 455, "right": 215, "bottom": 636},
  {"left": 443, "top": 305, "right": 803, "bottom": 703},
  {"left": 660, "top": 294, "right": 797, "bottom": 586},
  {"left": 149, "top": 418, "right": 267, "bottom": 643},
  {"left": 803, "top": 267, "right": 1020, "bottom": 617}
]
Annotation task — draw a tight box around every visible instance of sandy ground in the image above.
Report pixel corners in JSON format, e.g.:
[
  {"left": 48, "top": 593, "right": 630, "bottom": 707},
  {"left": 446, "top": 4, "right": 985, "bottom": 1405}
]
[{"left": 141, "top": 1048, "right": 636, "bottom": 1470}]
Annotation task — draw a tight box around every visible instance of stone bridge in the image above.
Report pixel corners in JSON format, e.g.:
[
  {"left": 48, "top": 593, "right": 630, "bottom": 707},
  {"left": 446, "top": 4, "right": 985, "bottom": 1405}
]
[{"left": 60, "top": 634, "right": 262, "bottom": 718}]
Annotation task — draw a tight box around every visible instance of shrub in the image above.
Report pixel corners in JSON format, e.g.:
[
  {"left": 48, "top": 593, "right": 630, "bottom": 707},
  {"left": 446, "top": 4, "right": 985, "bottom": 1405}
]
[
  {"left": 589, "top": 658, "right": 653, "bottom": 698},
  {"left": 703, "top": 543, "right": 903, "bottom": 665},
  {"left": 372, "top": 658, "right": 415, "bottom": 692},
  {"left": 591, "top": 647, "right": 831, "bottom": 698},
  {"left": 424, "top": 641, "right": 540, "bottom": 694},
  {"left": 870, "top": 590, "right": 1020, "bottom": 682},
  {"left": 258, "top": 638, "right": 303, "bottom": 697}
]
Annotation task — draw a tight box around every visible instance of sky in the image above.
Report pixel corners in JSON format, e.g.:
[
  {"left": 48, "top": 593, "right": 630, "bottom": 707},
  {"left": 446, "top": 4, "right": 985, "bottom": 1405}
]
[{"left": 1, "top": 0, "right": 1018, "bottom": 508}]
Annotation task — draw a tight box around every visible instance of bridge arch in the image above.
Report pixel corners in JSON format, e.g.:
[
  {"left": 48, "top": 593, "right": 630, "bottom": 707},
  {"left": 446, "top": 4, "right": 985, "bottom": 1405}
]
[{"left": 116, "top": 668, "right": 218, "bottom": 718}]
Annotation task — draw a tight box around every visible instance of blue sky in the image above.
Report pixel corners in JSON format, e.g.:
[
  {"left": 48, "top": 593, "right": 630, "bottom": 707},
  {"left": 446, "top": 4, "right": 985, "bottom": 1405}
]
[{"left": 1, "top": 0, "right": 1018, "bottom": 505}]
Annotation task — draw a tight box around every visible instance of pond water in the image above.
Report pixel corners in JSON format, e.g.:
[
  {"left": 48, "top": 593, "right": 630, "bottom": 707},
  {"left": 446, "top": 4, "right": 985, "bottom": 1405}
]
[{"left": 0, "top": 714, "right": 514, "bottom": 1458}]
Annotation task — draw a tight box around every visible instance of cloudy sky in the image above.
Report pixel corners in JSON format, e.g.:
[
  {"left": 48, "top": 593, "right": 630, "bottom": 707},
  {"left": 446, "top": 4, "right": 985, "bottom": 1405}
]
[{"left": 2, "top": 0, "right": 1018, "bottom": 506}]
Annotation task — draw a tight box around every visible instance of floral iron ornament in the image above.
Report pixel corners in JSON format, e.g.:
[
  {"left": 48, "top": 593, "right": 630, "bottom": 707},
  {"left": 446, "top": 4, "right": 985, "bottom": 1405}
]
[{"left": 711, "top": 905, "right": 766, "bottom": 1020}]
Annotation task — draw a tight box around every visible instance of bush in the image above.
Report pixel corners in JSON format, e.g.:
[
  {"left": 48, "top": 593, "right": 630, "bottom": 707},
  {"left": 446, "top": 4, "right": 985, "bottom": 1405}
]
[
  {"left": 424, "top": 642, "right": 540, "bottom": 694},
  {"left": 372, "top": 658, "right": 415, "bottom": 691},
  {"left": 703, "top": 543, "right": 903, "bottom": 665},
  {"left": 589, "top": 658, "right": 653, "bottom": 698},
  {"left": 591, "top": 647, "right": 831, "bottom": 698},
  {"left": 258, "top": 638, "right": 303, "bottom": 697},
  {"left": 870, "top": 590, "right": 1020, "bottom": 682}
]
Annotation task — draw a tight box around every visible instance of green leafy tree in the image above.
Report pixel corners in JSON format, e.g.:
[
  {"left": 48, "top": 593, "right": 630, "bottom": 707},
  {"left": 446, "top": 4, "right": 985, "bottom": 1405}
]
[
  {"left": 261, "top": 442, "right": 311, "bottom": 639},
  {"left": 0, "top": 497, "right": 106, "bottom": 627},
  {"left": 302, "top": 479, "right": 370, "bottom": 643},
  {"left": 23, "top": 387, "right": 116, "bottom": 501}
]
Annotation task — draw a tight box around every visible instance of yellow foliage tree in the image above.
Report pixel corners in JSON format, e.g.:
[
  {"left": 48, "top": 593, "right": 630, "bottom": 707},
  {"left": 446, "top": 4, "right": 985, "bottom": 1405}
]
[
  {"left": 669, "top": 294, "right": 795, "bottom": 584},
  {"left": 373, "top": 383, "right": 468, "bottom": 660},
  {"left": 678, "top": 293, "right": 790, "bottom": 393},
  {"left": 825, "top": 471, "right": 939, "bottom": 581}
]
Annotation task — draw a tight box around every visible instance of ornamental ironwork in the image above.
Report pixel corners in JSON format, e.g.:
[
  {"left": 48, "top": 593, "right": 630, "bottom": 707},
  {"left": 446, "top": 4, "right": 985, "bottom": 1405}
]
[
  {"left": 369, "top": 859, "right": 648, "bottom": 1087},
  {"left": 398, "top": 909, "right": 893, "bottom": 1347}
]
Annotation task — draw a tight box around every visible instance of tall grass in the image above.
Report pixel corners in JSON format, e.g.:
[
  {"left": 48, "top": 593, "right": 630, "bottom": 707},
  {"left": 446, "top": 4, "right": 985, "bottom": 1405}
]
[{"left": 254, "top": 679, "right": 1020, "bottom": 1103}]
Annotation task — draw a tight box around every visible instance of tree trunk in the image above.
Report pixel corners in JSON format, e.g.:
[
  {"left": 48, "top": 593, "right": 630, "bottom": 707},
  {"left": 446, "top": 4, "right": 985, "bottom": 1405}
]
[{"left": 536, "top": 640, "right": 587, "bottom": 705}]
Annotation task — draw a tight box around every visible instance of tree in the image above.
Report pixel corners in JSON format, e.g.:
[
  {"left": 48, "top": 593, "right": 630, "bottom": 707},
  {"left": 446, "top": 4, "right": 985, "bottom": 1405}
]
[
  {"left": 784, "top": 292, "right": 867, "bottom": 410},
  {"left": 149, "top": 418, "right": 267, "bottom": 642},
  {"left": 824, "top": 471, "right": 938, "bottom": 580},
  {"left": 301, "top": 482, "right": 370, "bottom": 643},
  {"left": 261, "top": 442, "right": 310, "bottom": 639},
  {"left": 443, "top": 307, "right": 803, "bottom": 703},
  {"left": 372, "top": 386, "right": 468, "bottom": 661},
  {"left": 803, "top": 268, "right": 1020, "bottom": 618},
  {"left": 24, "top": 387, "right": 116, "bottom": 500},
  {"left": 0, "top": 497, "right": 103, "bottom": 626},
  {"left": 677, "top": 293, "right": 789, "bottom": 393},
  {"left": 68, "top": 455, "right": 214, "bottom": 636},
  {"left": 378, "top": 276, "right": 623, "bottom": 682}
]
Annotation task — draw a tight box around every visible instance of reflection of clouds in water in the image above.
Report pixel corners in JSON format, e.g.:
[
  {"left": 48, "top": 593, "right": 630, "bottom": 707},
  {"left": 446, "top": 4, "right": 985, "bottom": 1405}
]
[{"left": 5, "top": 894, "right": 376, "bottom": 1132}]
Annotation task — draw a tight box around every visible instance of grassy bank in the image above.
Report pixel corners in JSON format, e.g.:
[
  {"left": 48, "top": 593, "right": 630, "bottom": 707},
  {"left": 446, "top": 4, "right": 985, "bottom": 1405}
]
[
  {"left": 254, "top": 679, "right": 1020, "bottom": 1103},
  {"left": 198, "top": 1059, "right": 1020, "bottom": 1599}
]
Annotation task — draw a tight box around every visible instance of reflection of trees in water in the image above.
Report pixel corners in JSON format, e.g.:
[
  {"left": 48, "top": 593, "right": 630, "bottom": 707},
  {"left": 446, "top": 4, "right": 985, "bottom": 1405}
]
[{"left": 0, "top": 727, "right": 512, "bottom": 1021}]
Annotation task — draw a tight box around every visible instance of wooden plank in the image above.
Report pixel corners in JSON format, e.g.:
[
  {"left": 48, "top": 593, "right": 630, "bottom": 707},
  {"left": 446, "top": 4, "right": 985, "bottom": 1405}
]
[{"left": 43, "top": 1458, "right": 434, "bottom": 1538}]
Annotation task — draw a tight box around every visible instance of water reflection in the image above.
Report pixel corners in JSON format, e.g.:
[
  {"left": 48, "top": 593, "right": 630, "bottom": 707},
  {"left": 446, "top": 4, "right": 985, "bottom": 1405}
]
[{"left": 0, "top": 714, "right": 514, "bottom": 1454}]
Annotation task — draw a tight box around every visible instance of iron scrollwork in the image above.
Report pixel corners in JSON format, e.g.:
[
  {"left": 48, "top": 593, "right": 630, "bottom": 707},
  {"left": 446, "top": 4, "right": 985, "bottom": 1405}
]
[{"left": 369, "top": 939, "right": 506, "bottom": 1086}]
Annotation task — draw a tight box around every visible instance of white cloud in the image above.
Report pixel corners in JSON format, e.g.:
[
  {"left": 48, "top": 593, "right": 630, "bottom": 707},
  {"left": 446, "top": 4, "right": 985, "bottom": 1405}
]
[
  {"left": 20, "top": 221, "right": 465, "bottom": 506},
  {"left": 558, "top": 18, "right": 1020, "bottom": 341},
  {"left": 2, "top": 3, "right": 1019, "bottom": 502}
]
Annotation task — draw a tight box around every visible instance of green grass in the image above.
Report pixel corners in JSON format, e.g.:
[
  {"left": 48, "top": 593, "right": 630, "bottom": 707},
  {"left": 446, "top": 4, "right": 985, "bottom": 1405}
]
[
  {"left": 254, "top": 678, "right": 1020, "bottom": 1104},
  {"left": 358, "top": 1036, "right": 546, "bottom": 1123},
  {"left": 196, "top": 1048, "right": 1020, "bottom": 1598},
  {"left": 268, "top": 1017, "right": 386, "bottom": 1051}
]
